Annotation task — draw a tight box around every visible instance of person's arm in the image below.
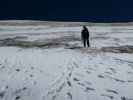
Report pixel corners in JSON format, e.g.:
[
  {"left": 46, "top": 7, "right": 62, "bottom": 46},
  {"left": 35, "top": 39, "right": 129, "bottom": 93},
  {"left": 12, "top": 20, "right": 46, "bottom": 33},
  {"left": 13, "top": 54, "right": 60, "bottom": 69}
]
[
  {"left": 87, "top": 30, "right": 90, "bottom": 37},
  {"left": 81, "top": 30, "right": 84, "bottom": 40}
]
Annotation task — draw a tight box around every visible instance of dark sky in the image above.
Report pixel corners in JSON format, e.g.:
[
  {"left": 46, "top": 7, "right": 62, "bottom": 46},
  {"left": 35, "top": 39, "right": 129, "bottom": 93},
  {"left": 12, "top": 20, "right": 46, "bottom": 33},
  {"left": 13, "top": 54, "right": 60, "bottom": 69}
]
[{"left": 1, "top": 0, "right": 133, "bottom": 22}]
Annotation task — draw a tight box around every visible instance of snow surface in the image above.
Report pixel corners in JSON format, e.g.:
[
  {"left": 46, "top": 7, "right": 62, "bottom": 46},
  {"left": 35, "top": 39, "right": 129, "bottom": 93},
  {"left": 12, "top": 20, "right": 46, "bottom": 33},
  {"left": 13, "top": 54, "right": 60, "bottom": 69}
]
[{"left": 0, "top": 22, "right": 133, "bottom": 100}]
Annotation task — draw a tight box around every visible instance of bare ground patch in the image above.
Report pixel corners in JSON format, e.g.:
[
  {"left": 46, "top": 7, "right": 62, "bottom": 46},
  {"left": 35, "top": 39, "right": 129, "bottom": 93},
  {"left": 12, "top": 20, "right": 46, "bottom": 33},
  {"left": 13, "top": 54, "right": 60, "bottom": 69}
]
[
  {"left": 101, "top": 45, "right": 133, "bottom": 53},
  {"left": 0, "top": 36, "right": 80, "bottom": 48},
  {"left": 1, "top": 36, "right": 133, "bottom": 54}
]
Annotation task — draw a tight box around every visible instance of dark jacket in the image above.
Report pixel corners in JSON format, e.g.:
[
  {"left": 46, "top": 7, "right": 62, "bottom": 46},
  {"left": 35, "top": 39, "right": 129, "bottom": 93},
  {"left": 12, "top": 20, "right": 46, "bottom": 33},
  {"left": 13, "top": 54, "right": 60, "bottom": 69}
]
[{"left": 81, "top": 27, "right": 89, "bottom": 40}]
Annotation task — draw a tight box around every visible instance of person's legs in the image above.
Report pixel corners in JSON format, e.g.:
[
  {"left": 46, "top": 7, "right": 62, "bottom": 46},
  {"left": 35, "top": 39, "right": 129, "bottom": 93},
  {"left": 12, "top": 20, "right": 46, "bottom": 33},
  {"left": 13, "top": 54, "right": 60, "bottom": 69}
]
[
  {"left": 87, "top": 39, "right": 90, "bottom": 47},
  {"left": 83, "top": 39, "right": 86, "bottom": 47}
]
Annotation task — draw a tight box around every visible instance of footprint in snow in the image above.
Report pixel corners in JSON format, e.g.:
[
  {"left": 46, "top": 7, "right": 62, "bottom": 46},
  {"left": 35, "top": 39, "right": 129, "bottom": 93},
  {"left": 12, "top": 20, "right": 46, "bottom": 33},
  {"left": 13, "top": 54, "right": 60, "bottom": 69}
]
[
  {"left": 56, "top": 82, "right": 65, "bottom": 93},
  {"left": 15, "top": 96, "right": 21, "bottom": 100},
  {"left": 0, "top": 91, "right": 5, "bottom": 98},
  {"left": 29, "top": 74, "right": 34, "bottom": 78},
  {"left": 68, "top": 72, "right": 72, "bottom": 78},
  {"left": 104, "top": 71, "right": 112, "bottom": 75},
  {"left": 127, "top": 71, "right": 133, "bottom": 75},
  {"left": 106, "top": 75, "right": 126, "bottom": 83},
  {"left": 106, "top": 89, "right": 118, "bottom": 94},
  {"left": 108, "top": 68, "right": 117, "bottom": 73},
  {"left": 101, "top": 94, "right": 114, "bottom": 99},
  {"left": 85, "top": 81, "right": 92, "bottom": 85},
  {"left": 86, "top": 71, "right": 91, "bottom": 75},
  {"left": 84, "top": 87, "right": 95, "bottom": 92},
  {"left": 0, "top": 85, "right": 9, "bottom": 98},
  {"left": 67, "top": 80, "right": 72, "bottom": 87},
  {"left": 14, "top": 87, "right": 27, "bottom": 94},
  {"left": 16, "top": 69, "right": 20, "bottom": 72},
  {"left": 67, "top": 92, "right": 72, "bottom": 100},
  {"left": 127, "top": 80, "right": 133, "bottom": 83},
  {"left": 98, "top": 74, "right": 105, "bottom": 78},
  {"left": 73, "top": 77, "right": 80, "bottom": 82},
  {"left": 121, "top": 96, "right": 133, "bottom": 100},
  {"left": 77, "top": 82, "right": 85, "bottom": 87}
]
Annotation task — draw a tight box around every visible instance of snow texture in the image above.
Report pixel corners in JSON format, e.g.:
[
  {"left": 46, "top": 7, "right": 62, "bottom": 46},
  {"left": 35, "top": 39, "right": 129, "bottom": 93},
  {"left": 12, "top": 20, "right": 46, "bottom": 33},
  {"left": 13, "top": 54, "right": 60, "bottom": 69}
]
[{"left": 0, "top": 21, "right": 133, "bottom": 100}]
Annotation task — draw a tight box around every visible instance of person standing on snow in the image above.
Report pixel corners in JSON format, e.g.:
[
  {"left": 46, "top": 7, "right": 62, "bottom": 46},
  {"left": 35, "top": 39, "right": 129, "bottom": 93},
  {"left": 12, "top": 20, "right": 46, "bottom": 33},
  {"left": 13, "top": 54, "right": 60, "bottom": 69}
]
[{"left": 81, "top": 26, "right": 90, "bottom": 47}]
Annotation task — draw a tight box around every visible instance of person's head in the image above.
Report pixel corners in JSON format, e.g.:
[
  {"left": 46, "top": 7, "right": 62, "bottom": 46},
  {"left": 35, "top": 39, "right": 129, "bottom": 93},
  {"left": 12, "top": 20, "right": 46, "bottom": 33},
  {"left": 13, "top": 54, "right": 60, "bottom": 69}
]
[{"left": 83, "top": 25, "right": 87, "bottom": 29}]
